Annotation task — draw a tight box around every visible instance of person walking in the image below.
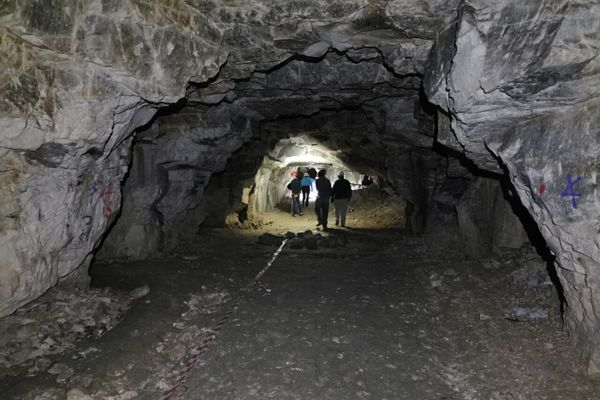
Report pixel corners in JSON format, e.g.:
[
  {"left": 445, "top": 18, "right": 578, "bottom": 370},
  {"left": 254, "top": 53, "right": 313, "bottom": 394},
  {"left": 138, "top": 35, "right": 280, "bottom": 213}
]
[
  {"left": 300, "top": 172, "right": 315, "bottom": 207},
  {"left": 287, "top": 174, "right": 303, "bottom": 216},
  {"left": 314, "top": 169, "right": 332, "bottom": 230},
  {"left": 331, "top": 171, "right": 352, "bottom": 227}
]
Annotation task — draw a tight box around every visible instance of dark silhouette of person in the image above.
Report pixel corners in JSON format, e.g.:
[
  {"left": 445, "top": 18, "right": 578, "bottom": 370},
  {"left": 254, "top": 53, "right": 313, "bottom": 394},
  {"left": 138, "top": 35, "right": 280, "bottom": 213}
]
[
  {"left": 332, "top": 171, "right": 352, "bottom": 227},
  {"left": 361, "top": 175, "right": 373, "bottom": 186},
  {"left": 287, "top": 174, "right": 303, "bottom": 216},
  {"left": 315, "top": 169, "right": 332, "bottom": 230}
]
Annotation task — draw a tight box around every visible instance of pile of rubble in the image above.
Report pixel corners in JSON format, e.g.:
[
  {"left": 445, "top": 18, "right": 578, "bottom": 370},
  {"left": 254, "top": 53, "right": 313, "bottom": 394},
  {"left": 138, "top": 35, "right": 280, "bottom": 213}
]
[
  {"left": 258, "top": 230, "right": 347, "bottom": 250},
  {"left": 346, "top": 186, "right": 407, "bottom": 228},
  {"left": 0, "top": 287, "right": 131, "bottom": 378},
  {"left": 478, "top": 247, "right": 558, "bottom": 322}
]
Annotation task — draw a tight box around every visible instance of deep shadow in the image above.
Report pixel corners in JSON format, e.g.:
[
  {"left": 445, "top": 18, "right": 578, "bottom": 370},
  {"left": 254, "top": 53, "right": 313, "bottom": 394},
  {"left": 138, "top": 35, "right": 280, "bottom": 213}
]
[
  {"left": 498, "top": 168, "right": 567, "bottom": 317},
  {"left": 430, "top": 123, "right": 566, "bottom": 317}
]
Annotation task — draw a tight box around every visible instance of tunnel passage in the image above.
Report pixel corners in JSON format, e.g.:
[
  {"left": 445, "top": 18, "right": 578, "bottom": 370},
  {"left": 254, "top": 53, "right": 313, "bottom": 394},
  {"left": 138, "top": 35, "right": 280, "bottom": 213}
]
[
  {"left": 96, "top": 46, "right": 533, "bottom": 265},
  {"left": 3, "top": 0, "right": 600, "bottom": 388}
]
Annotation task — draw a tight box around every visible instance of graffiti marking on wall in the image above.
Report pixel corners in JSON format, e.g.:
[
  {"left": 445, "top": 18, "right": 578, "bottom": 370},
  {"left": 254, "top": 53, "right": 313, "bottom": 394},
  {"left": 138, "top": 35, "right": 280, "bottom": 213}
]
[{"left": 561, "top": 174, "right": 582, "bottom": 209}]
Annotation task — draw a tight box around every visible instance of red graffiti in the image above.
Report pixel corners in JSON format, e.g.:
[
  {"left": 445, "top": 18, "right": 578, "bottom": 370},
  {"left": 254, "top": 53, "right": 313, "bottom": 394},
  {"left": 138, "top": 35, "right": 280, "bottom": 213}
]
[
  {"left": 100, "top": 186, "right": 114, "bottom": 219},
  {"left": 539, "top": 183, "right": 546, "bottom": 195},
  {"left": 103, "top": 205, "right": 113, "bottom": 218},
  {"left": 100, "top": 187, "right": 112, "bottom": 200}
]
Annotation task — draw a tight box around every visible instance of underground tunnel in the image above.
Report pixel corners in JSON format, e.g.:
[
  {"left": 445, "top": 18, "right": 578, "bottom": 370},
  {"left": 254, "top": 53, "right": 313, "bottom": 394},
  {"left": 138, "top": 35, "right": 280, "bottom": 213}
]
[{"left": 2, "top": 1, "right": 600, "bottom": 398}]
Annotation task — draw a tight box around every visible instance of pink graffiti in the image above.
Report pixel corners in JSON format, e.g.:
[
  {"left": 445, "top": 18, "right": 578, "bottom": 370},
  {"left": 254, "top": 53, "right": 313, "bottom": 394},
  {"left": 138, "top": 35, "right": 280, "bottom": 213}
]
[
  {"left": 103, "top": 205, "right": 113, "bottom": 218},
  {"left": 99, "top": 186, "right": 114, "bottom": 219}
]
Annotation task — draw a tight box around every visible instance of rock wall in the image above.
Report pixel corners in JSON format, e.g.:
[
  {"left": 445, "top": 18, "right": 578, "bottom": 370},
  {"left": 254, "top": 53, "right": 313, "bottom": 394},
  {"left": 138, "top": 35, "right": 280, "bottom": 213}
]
[
  {"left": 424, "top": 0, "right": 600, "bottom": 373},
  {"left": 0, "top": 1, "right": 573, "bottom": 368},
  {"left": 0, "top": 0, "right": 226, "bottom": 316},
  {"left": 456, "top": 176, "right": 529, "bottom": 258}
]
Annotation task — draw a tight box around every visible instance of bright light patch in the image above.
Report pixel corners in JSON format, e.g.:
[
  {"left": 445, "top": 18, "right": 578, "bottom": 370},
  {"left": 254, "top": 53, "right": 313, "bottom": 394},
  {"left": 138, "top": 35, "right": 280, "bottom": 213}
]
[{"left": 282, "top": 154, "right": 329, "bottom": 166}]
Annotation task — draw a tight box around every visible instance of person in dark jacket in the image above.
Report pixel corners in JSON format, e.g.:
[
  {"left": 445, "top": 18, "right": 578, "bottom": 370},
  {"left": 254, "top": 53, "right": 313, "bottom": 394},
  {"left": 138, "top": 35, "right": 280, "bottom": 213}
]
[
  {"left": 287, "top": 174, "right": 303, "bottom": 216},
  {"left": 331, "top": 171, "right": 352, "bottom": 227},
  {"left": 314, "top": 169, "right": 332, "bottom": 230}
]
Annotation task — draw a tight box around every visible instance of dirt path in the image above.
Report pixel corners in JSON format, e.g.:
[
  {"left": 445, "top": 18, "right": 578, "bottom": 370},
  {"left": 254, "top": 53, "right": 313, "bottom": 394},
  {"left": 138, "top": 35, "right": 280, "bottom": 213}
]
[
  {"left": 2, "top": 212, "right": 599, "bottom": 399},
  {"left": 183, "top": 234, "right": 454, "bottom": 399},
  {"left": 176, "top": 228, "right": 599, "bottom": 400}
]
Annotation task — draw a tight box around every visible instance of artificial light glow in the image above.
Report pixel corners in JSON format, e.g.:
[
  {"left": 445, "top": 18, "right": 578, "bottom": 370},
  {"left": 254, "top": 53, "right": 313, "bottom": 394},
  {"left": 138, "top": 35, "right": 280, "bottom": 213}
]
[{"left": 282, "top": 154, "right": 329, "bottom": 166}]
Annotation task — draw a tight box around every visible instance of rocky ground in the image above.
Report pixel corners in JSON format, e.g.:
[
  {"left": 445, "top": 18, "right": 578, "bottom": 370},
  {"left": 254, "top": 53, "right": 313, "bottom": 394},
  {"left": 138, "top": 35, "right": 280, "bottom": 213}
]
[
  {"left": 267, "top": 185, "right": 407, "bottom": 231},
  {"left": 345, "top": 186, "right": 407, "bottom": 229},
  {"left": 1, "top": 212, "right": 599, "bottom": 399},
  {"left": 0, "top": 287, "right": 131, "bottom": 381}
]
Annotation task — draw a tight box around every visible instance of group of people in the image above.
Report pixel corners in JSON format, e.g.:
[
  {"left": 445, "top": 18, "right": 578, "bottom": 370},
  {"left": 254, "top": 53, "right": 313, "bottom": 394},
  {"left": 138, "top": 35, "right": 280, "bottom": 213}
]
[{"left": 287, "top": 169, "right": 352, "bottom": 230}]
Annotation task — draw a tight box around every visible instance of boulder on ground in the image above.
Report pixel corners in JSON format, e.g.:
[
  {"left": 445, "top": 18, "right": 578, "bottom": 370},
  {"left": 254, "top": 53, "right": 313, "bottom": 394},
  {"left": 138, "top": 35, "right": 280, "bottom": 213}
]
[{"left": 258, "top": 233, "right": 283, "bottom": 246}]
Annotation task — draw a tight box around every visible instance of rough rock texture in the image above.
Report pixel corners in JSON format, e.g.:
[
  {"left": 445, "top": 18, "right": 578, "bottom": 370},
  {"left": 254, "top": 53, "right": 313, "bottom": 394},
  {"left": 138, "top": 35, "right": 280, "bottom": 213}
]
[
  {"left": 99, "top": 44, "right": 442, "bottom": 258},
  {"left": 424, "top": 0, "right": 600, "bottom": 373},
  {"left": 0, "top": 0, "right": 546, "bottom": 366},
  {"left": 456, "top": 176, "right": 529, "bottom": 258},
  {"left": 1, "top": 0, "right": 464, "bottom": 315},
  {"left": 0, "top": 286, "right": 130, "bottom": 378},
  {"left": 0, "top": 0, "right": 226, "bottom": 316}
]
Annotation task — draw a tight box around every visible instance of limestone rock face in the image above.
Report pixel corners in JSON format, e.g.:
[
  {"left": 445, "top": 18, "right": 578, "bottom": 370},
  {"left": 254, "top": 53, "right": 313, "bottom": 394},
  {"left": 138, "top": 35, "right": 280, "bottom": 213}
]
[
  {"left": 1, "top": 0, "right": 462, "bottom": 314},
  {"left": 456, "top": 177, "right": 529, "bottom": 258},
  {"left": 0, "top": 1, "right": 225, "bottom": 316},
  {"left": 424, "top": 0, "right": 600, "bottom": 373},
  {"left": 0, "top": 0, "right": 563, "bottom": 371}
]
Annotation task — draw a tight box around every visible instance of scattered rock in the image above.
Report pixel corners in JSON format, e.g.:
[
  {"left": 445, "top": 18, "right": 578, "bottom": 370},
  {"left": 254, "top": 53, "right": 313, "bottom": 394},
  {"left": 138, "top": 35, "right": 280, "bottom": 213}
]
[
  {"left": 173, "top": 322, "right": 186, "bottom": 330},
  {"left": 115, "top": 391, "right": 139, "bottom": 400},
  {"left": 0, "top": 287, "right": 129, "bottom": 376},
  {"left": 511, "top": 266, "right": 552, "bottom": 288},
  {"left": 27, "top": 388, "right": 65, "bottom": 400},
  {"left": 429, "top": 273, "right": 443, "bottom": 288},
  {"left": 289, "top": 238, "right": 305, "bottom": 249},
  {"left": 258, "top": 233, "right": 283, "bottom": 246},
  {"left": 480, "top": 259, "right": 503, "bottom": 270},
  {"left": 511, "top": 307, "right": 549, "bottom": 321},
  {"left": 183, "top": 292, "right": 230, "bottom": 316},
  {"left": 27, "top": 357, "right": 52, "bottom": 375},
  {"left": 443, "top": 268, "right": 457, "bottom": 277},
  {"left": 305, "top": 237, "right": 319, "bottom": 250},
  {"left": 319, "top": 236, "right": 346, "bottom": 249},
  {"left": 129, "top": 285, "right": 150, "bottom": 301},
  {"left": 48, "top": 362, "right": 74, "bottom": 382},
  {"left": 430, "top": 280, "right": 443, "bottom": 288},
  {"left": 66, "top": 389, "right": 93, "bottom": 400},
  {"left": 9, "top": 348, "right": 31, "bottom": 364}
]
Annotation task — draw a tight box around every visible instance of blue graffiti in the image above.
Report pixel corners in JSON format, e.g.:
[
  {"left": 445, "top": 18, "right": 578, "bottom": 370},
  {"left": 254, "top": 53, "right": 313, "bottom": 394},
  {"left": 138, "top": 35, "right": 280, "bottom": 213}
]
[{"left": 560, "top": 174, "right": 582, "bottom": 208}]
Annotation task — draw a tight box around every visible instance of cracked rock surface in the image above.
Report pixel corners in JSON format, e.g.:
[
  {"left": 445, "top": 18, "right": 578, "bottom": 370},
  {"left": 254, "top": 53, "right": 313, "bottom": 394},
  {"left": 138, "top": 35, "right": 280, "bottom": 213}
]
[
  {"left": 0, "top": 0, "right": 455, "bottom": 317},
  {"left": 424, "top": 0, "right": 600, "bottom": 372},
  {"left": 2, "top": 0, "right": 600, "bottom": 380}
]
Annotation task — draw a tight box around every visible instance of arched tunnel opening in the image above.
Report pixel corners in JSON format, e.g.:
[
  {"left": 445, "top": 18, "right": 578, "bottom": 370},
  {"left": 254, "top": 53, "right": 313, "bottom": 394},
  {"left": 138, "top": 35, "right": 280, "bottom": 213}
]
[{"left": 2, "top": 2, "right": 600, "bottom": 399}]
